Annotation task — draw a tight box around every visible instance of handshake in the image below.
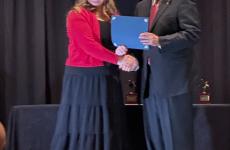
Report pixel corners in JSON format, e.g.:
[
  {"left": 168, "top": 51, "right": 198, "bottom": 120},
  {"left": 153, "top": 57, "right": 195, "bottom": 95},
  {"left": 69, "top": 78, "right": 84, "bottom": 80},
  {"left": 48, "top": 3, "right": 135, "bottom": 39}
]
[{"left": 116, "top": 46, "right": 139, "bottom": 72}]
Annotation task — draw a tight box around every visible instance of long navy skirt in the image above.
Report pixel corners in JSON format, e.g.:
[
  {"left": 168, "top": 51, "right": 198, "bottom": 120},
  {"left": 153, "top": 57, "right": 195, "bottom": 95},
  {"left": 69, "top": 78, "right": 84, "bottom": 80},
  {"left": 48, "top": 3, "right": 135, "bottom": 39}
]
[{"left": 51, "top": 66, "right": 126, "bottom": 150}]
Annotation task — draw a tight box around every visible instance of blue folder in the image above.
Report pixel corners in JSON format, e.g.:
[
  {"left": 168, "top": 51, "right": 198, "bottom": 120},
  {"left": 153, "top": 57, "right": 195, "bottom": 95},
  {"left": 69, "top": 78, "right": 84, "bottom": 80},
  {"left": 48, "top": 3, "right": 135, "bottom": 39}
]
[{"left": 111, "top": 16, "right": 149, "bottom": 50}]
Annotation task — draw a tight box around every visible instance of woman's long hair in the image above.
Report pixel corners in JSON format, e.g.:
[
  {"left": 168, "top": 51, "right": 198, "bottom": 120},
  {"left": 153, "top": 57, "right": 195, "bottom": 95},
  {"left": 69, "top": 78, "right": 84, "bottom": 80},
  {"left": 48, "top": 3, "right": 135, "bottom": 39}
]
[{"left": 73, "top": 0, "right": 118, "bottom": 17}]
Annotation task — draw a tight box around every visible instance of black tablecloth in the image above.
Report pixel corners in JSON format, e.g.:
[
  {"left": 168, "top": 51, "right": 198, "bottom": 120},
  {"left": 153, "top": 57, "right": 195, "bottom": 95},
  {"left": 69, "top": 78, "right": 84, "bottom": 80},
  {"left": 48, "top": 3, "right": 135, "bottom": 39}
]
[{"left": 6, "top": 104, "right": 230, "bottom": 150}]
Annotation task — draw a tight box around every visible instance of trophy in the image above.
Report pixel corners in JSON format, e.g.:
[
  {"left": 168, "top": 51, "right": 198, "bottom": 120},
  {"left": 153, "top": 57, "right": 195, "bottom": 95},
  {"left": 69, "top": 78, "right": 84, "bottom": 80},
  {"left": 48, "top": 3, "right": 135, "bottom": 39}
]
[
  {"left": 125, "top": 80, "right": 138, "bottom": 105},
  {"left": 200, "top": 79, "right": 210, "bottom": 103}
]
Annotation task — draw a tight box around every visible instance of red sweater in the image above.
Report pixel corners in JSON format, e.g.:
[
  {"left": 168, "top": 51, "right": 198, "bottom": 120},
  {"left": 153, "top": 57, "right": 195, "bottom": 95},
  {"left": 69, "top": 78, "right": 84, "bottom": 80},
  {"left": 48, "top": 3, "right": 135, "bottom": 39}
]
[{"left": 65, "top": 8, "right": 118, "bottom": 67}]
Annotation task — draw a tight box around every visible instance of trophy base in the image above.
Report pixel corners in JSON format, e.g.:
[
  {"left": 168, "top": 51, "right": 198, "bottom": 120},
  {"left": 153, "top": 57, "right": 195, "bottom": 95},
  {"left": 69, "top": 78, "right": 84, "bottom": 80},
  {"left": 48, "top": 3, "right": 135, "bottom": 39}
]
[
  {"left": 199, "top": 95, "right": 210, "bottom": 104},
  {"left": 125, "top": 94, "right": 139, "bottom": 105}
]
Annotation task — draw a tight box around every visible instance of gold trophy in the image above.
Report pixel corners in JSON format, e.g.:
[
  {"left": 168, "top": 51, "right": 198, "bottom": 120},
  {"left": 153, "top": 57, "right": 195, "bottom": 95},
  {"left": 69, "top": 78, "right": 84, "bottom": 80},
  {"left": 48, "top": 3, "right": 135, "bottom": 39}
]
[
  {"left": 125, "top": 80, "right": 138, "bottom": 105},
  {"left": 200, "top": 79, "right": 210, "bottom": 103}
]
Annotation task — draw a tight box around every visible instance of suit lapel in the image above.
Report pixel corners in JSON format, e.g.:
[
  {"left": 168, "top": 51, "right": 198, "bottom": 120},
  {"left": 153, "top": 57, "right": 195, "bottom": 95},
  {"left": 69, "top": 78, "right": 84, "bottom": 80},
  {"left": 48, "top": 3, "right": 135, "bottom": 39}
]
[
  {"left": 149, "top": 0, "right": 172, "bottom": 31},
  {"left": 144, "top": 0, "right": 152, "bottom": 17}
]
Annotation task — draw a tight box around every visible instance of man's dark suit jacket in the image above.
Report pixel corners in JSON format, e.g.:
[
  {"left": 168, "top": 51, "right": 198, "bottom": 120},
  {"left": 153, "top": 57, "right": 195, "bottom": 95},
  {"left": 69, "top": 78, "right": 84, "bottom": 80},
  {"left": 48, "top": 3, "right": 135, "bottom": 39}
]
[{"left": 135, "top": 0, "right": 201, "bottom": 99}]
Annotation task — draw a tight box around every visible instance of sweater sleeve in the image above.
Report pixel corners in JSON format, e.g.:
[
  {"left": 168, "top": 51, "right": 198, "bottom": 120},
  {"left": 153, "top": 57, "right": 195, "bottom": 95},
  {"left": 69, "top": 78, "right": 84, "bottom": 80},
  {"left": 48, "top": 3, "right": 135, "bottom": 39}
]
[{"left": 67, "top": 10, "right": 118, "bottom": 65}]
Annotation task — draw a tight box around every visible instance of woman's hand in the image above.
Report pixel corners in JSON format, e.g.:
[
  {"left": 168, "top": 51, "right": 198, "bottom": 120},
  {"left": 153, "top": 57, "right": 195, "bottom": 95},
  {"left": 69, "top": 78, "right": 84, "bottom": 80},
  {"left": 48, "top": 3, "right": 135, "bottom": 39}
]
[{"left": 115, "top": 45, "right": 128, "bottom": 56}]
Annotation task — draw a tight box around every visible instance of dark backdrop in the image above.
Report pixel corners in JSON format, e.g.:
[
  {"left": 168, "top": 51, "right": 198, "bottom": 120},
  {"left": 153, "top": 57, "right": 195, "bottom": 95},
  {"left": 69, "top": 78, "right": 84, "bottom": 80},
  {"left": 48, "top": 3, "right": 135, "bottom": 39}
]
[
  {"left": 197, "top": 0, "right": 230, "bottom": 103},
  {"left": 0, "top": 0, "right": 230, "bottom": 124},
  {"left": 0, "top": 0, "right": 71, "bottom": 123}
]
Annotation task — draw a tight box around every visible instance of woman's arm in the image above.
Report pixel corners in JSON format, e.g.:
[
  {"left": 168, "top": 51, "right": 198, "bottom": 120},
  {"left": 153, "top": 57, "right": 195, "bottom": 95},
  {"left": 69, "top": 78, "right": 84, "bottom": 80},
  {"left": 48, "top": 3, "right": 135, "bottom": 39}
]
[{"left": 67, "top": 10, "right": 119, "bottom": 64}]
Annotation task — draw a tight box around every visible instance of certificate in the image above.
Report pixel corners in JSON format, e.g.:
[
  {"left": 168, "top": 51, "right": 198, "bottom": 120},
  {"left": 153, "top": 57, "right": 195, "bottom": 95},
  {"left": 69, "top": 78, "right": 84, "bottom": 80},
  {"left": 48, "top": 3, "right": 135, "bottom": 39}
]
[{"left": 111, "top": 16, "right": 149, "bottom": 50}]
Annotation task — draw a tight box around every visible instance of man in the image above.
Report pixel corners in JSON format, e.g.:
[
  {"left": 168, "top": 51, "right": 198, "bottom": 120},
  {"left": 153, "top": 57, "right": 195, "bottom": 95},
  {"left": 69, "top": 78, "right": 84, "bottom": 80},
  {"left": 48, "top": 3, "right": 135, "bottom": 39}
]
[{"left": 135, "top": 0, "right": 201, "bottom": 150}]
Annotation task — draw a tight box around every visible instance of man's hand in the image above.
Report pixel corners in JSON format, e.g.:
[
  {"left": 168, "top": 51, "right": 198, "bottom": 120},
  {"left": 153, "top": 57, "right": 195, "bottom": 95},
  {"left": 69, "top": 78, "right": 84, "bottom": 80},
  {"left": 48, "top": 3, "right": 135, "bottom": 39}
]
[
  {"left": 117, "top": 55, "right": 139, "bottom": 72},
  {"left": 139, "top": 32, "right": 160, "bottom": 47}
]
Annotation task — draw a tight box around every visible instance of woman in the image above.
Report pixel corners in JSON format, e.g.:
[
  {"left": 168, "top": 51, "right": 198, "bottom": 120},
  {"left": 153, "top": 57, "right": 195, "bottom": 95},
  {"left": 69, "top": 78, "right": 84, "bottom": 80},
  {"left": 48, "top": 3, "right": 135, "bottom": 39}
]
[{"left": 50, "top": 0, "right": 138, "bottom": 150}]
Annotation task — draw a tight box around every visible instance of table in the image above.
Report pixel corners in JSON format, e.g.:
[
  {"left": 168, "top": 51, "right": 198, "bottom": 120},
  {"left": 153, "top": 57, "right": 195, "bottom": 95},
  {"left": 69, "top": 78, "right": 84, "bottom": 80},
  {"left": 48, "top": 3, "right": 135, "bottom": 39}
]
[
  {"left": 193, "top": 104, "right": 230, "bottom": 150},
  {"left": 6, "top": 104, "right": 230, "bottom": 150}
]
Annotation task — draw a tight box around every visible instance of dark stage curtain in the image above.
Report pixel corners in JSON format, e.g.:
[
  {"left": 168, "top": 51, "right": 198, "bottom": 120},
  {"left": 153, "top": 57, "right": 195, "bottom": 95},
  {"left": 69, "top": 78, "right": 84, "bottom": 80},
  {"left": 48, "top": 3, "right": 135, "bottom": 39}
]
[
  {"left": 0, "top": 0, "right": 5, "bottom": 122},
  {"left": 197, "top": 0, "right": 230, "bottom": 103},
  {"left": 0, "top": 0, "right": 72, "bottom": 123},
  {"left": 1, "top": 0, "right": 230, "bottom": 124}
]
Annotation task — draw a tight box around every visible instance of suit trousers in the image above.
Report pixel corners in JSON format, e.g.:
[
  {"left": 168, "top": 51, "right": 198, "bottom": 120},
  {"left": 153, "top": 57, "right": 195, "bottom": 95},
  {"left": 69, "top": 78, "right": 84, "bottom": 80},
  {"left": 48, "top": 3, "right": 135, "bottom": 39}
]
[{"left": 143, "top": 92, "right": 194, "bottom": 150}]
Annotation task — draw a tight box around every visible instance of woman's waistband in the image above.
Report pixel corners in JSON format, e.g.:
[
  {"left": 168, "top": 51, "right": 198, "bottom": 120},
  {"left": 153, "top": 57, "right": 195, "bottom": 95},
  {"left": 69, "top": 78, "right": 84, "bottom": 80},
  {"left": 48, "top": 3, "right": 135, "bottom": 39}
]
[{"left": 64, "top": 66, "right": 119, "bottom": 76}]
